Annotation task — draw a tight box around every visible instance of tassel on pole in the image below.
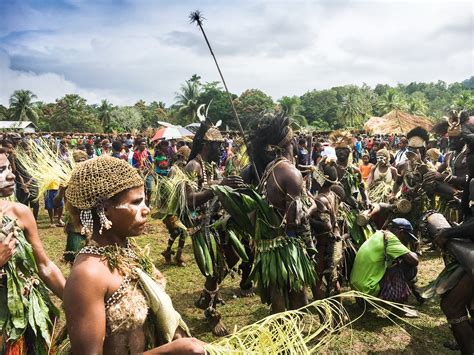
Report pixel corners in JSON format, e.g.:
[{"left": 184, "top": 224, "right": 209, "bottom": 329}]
[{"left": 189, "top": 10, "right": 260, "bottom": 183}]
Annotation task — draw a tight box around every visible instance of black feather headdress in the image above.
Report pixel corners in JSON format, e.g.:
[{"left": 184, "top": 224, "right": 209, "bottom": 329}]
[{"left": 406, "top": 126, "right": 429, "bottom": 148}]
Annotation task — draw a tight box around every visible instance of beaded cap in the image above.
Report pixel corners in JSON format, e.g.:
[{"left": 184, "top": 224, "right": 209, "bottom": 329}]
[{"left": 66, "top": 156, "right": 144, "bottom": 210}]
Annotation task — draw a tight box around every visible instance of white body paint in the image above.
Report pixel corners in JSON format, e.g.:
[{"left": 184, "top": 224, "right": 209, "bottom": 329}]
[
  {"left": 40, "top": 261, "right": 55, "bottom": 277},
  {"left": 114, "top": 198, "right": 149, "bottom": 224},
  {"left": 0, "top": 167, "right": 11, "bottom": 189}
]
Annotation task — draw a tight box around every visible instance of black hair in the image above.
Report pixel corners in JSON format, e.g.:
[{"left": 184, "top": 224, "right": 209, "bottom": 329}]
[
  {"left": 407, "top": 126, "right": 429, "bottom": 143},
  {"left": 112, "top": 140, "right": 123, "bottom": 151},
  {"left": 248, "top": 112, "right": 292, "bottom": 175},
  {"left": 189, "top": 121, "right": 213, "bottom": 162}
]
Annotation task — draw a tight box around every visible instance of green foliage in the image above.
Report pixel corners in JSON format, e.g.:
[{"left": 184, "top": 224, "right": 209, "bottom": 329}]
[
  {"left": 49, "top": 94, "right": 102, "bottom": 132},
  {"left": 8, "top": 89, "right": 39, "bottom": 124},
  {"left": 109, "top": 106, "right": 143, "bottom": 132},
  {"left": 235, "top": 89, "right": 275, "bottom": 129},
  {"left": 462, "top": 76, "right": 474, "bottom": 89},
  {"left": 278, "top": 96, "right": 308, "bottom": 129},
  {"left": 452, "top": 90, "right": 474, "bottom": 112},
  {"left": 174, "top": 78, "right": 202, "bottom": 125},
  {"left": 4, "top": 75, "right": 473, "bottom": 132},
  {"left": 97, "top": 99, "right": 115, "bottom": 132},
  {"left": 198, "top": 82, "right": 236, "bottom": 129},
  {"left": 0, "top": 104, "right": 9, "bottom": 120},
  {"left": 307, "top": 118, "right": 331, "bottom": 132},
  {"left": 300, "top": 89, "right": 339, "bottom": 128},
  {"left": 377, "top": 88, "right": 408, "bottom": 115}
]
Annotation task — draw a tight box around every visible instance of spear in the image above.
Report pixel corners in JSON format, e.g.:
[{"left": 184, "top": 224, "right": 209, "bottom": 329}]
[{"left": 189, "top": 10, "right": 260, "bottom": 183}]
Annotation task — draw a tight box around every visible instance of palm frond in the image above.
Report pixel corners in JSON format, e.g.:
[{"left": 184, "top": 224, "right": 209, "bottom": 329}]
[
  {"left": 205, "top": 291, "right": 418, "bottom": 354},
  {"left": 15, "top": 139, "right": 75, "bottom": 199}
]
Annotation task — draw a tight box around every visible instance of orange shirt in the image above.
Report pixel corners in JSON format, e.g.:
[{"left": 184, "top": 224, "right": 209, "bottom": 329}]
[{"left": 359, "top": 163, "right": 373, "bottom": 182}]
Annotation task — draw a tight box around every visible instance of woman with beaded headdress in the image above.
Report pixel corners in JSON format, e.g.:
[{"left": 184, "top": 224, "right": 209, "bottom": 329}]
[{"left": 63, "top": 156, "right": 204, "bottom": 354}]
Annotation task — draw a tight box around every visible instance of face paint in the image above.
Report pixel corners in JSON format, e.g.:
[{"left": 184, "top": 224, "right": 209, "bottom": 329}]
[
  {"left": 0, "top": 163, "right": 13, "bottom": 189},
  {"left": 114, "top": 198, "right": 149, "bottom": 224}
]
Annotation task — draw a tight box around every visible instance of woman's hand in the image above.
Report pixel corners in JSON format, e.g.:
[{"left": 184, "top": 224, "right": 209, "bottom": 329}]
[
  {"left": 145, "top": 337, "right": 206, "bottom": 354},
  {"left": 0, "top": 233, "right": 16, "bottom": 267}
]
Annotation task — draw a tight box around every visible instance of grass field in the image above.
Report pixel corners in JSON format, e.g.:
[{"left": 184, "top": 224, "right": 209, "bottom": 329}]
[{"left": 37, "top": 210, "right": 452, "bottom": 353}]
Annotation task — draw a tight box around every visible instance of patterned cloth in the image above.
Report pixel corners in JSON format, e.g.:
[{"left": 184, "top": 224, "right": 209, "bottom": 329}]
[{"left": 379, "top": 263, "right": 411, "bottom": 303}]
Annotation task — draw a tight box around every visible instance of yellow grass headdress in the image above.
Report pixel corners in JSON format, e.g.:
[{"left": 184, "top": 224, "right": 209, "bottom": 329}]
[{"left": 329, "top": 130, "right": 353, "bottom": 149}]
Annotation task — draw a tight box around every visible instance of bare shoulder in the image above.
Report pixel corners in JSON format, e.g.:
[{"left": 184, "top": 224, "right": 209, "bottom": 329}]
[
  {"left": 274, "top": 160, "right": 303, "bottom": 195},
  {"left": 275, "top": 160, "right": 302, "bottom": 180},
  {"left": 67, "top": 256, "right": 109, "bottom": 290},
  {"left": 0, "top": 200, "right": 34, "bottom": 229},
  {"left": 184, "top": 159, "right": 201, "bottom": 175}
]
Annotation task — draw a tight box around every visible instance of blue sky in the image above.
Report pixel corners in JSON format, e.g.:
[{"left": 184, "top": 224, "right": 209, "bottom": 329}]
[{"left": 1, "top": 0, "right": 473, "bottom": 105}]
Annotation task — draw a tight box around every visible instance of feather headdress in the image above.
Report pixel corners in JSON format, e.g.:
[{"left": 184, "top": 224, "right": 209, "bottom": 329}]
[
  {"left": 196, "top": 103, "right": 224, "bottom": 143},
  {"left": 406, "top": 126, "right": 429, "bottom": 148},
  {"left": 433, "top": 110, "right": 461, "bottom": 137},
  {"left": 329, "top": 130, "right": 353, "bottom": 149}
]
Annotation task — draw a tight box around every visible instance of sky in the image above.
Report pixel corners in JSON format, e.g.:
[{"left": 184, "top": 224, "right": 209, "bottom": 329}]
[{"left": 0, "top": 0, "right": 473, "bottom": 106}]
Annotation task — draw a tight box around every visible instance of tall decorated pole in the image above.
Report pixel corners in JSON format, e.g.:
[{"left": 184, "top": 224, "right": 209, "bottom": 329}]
[{"left": 189, "top": 10, "right": 260, "bottom": 182}]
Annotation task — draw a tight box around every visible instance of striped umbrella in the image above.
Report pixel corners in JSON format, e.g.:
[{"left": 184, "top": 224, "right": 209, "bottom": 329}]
[{"left": 151, "top": 126, "right": 194, "bottom": 141}]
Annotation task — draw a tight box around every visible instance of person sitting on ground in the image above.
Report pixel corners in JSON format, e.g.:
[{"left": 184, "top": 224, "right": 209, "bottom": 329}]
[{"left": 350, "top": 218, "right": 419, "bottom": 307}]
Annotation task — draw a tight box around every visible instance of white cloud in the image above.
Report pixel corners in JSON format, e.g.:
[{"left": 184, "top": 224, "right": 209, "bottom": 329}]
[
  {"left": 0, "top": 50, "right": 130, "bottom": 105},
  {"left": 1, "top": 0, "right": 473, "bottom": 106}
]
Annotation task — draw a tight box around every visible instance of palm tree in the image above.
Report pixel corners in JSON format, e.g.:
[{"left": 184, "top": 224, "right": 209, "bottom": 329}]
[
  {"left": 174, "top": 80, "right": 201, "bottom": 124},
  {"left": 9, "top": 90, "right": 39, "bottom": 123},
  {"left": 278, "top": 96, "right": 308, "bottom": 129},
  {"left": 454, "top": 91, "right": 474, "bottom": 111},
  {"left": 340, "top": 92, "right": 363, "bottom": 127},
  {"left": 97, "top": 99, "right": 114, "bottom": 131},
  {"left": 189, "top": 74, "right": 202, "bottom": 85},
  {"left": 407, "top": 97, "right": 428, "bottom": 116},
  {"left": 0, "top": 105, "right": 9, "bottom": 120},
  {"left": 377, "top": 88, "right": 407, "bottom": 114}
]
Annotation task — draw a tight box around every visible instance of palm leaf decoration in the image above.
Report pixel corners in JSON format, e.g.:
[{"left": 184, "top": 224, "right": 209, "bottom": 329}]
[
  {"left": 205, "top": 290, "right": 418, "bottom": 354},
  {"left": 210, "top": 186, "right": 316, "bottom": 307}
]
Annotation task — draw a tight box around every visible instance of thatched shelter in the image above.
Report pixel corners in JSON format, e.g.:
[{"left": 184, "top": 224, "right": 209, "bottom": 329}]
[{"left": 364, "top": 110, "right": 433, "bottom": 135}]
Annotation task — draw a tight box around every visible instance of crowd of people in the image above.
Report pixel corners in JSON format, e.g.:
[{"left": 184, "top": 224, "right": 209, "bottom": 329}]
[{"left": 0, "top": 109, "right": 472, "bottom": 353}]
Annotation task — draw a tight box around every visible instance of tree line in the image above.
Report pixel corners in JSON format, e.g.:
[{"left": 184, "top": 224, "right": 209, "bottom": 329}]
[{"left": 1, "top": 75, "right": 473, "bottom": 133}]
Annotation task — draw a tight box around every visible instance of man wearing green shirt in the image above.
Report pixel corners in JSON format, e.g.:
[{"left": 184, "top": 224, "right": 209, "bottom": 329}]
[{"left": 350, "top": 218, "right": 419, "bottom": 304}]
